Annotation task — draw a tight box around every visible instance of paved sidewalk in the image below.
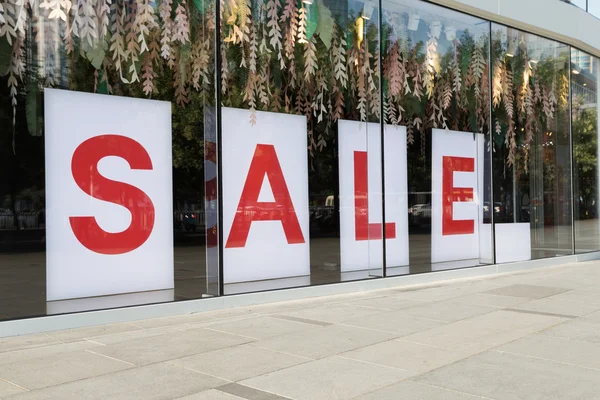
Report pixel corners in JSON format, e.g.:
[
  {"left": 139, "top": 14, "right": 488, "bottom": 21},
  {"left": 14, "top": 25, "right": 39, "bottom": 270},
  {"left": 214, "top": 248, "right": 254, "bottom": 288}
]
[{"left": 2, "top": 262, "right": 600, "bottom": 400}]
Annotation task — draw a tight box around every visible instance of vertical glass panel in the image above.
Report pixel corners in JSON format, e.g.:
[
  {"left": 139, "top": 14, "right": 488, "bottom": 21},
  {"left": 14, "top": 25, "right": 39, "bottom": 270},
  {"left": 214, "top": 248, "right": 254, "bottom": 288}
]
[
  {"left": 219, "top": 0, "right": 384, "bottom": 294},
  {"left": 379, "top": 0, "right": 492, "bottom": 275},
  {"left": 564, "top": 0, "right": 588, "bottom": 11},
  {"left": 0, "top": 0, "right": 217, "bottom": 320},
  {"left": 572, "top": 48, "right": 600, "bottom": 253},
  {"left": 491, "top": 24, "right": 573, "bottom": 262},
  {"left": 588, "top": 0, "right": 600, "bottom": 16}
]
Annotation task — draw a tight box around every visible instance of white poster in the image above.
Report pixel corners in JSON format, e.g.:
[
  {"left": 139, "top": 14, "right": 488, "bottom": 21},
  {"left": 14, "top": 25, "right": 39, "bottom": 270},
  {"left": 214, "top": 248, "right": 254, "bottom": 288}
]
[
  {"left": 495, "top": 223, "right": 531, "bottom": 263},
  {"left": 431, "top": 129, "right": 485, "bottom": 265},
  {"left": 45, "top": 89, "right": 174, "bottom": 301},
  {"left": 338, "top": 121, "right": 409, "bottom": 273},
  {"left": 222, "top": 107, "right": 310, "bottom": 284}
]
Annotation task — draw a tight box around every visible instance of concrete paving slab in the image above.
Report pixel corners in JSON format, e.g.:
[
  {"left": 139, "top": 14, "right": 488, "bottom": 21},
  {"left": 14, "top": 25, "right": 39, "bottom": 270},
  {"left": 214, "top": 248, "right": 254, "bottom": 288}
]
[
  {"left": 0, "top": 350, "right": 132, "bottom": 390},
  {"left": 171, "top": 343, "right": 309, "bottom": 382},
  {"left": 277, "top": 303, "right": 385, "bottom": 324},
  {"left": 175, "top": 389, "right": 245, "bottom": 400},
  {"left": 204, "top": 315, "right": 318, "bottom": 340},
  {"left": 340, "top": 310, "right": 442, "bottom": 335},
  {"left": 249, "top": 324, "right": 396, "bottom": 360},
  {"left": 484, "top": 284, "right": 570, "bottom": 299},
  {"left": 511, "top": 295, "right": 600, "bottom": 317},
  {"left": 400, "top": 310, "right": 567, "bottom": 353},
  {"left": 0, "top": 340, "right": 101, "bottom": 366},
  {"left": 90, "top": 327, "right": 253, "bottom": 366},
  {"left": 495, "top": 334, "right": 600, "bottom": 370},
  {"left": 355, "top": 380, "right": 493, "bottom": 400},
  {"left": 5, "top": 363, "right": 227, "bottom": 400},
  {"left": 0, "top": 379, "right": 26, "bottom": 398},
  {"left": 395, "top": 301, "right": 496, "bottom": 323},
  {"left": 541, "top": 318, "right": 600, "bottom": 343},
  {"left": 416, "top": 350, "right": 600, "bottom": 400},
  {"left": 44, "top": 323, "right": 143, "bottom": 343},
  {"left": 241, "top": 356, "right": 411, "bottom": 400},
  {"left": 341, "top": 339, "right": 472, "bottom": 373},
  {"left": 0, "top": 334, "right": 59, "bottom": 354}
]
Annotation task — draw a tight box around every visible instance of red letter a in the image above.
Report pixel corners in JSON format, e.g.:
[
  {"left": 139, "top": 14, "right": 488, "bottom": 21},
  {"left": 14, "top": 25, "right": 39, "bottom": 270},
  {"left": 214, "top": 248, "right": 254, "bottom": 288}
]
[{"left": 226, "top": 144, "right": 304, "bottom": 248}]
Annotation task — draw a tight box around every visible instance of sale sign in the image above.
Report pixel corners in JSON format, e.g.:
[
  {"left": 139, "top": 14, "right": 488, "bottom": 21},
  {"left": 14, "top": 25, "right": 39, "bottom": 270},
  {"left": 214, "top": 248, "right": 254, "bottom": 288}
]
[
  {"left": 338, "top": 121, "right": 409, "bottom": 273},
  {"left": 431, "top": 129, "right": 484, "bottom": 264},
  {"left": 45, "top": 89, "right": 174, "bottom": 301},
  {"left": 222, "top": 107, "right": 310, "bottom": 284}
]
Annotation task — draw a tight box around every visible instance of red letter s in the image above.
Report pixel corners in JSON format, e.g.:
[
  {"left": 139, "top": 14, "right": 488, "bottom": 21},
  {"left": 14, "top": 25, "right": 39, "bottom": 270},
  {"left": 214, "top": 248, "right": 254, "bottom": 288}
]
[{"left": 70, "top": 135, "right": 155, "bottom": 255}]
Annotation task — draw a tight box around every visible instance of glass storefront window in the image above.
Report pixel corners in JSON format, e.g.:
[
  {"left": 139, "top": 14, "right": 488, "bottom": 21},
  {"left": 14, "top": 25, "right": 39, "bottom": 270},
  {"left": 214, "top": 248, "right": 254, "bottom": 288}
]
[
  {"left": 380, "top": 0, "right": 493, "bottom": 274},
  {"left": 218, "top": 0, "right": 388, "bottom": 294},
  {"left": 572, "top": 48, "right": 600, "bottom": 253},
  {"left": 0, "top": 0, "right": 217, "bottom": 319},
  {"left": 491, "top": 24, "right": 573, "bottom": 261}
]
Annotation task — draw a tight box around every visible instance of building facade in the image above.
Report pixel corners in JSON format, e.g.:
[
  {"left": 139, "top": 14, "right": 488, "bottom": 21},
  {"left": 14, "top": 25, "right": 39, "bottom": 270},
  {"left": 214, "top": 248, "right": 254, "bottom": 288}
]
[{"left": 1, "top": 0, "right": 600, "bottom": 333}]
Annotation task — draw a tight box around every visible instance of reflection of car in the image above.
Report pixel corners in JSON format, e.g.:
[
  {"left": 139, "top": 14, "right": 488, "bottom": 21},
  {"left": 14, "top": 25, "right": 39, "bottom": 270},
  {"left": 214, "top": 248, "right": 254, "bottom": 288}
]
[
  {"left": 409, "top": 204, "right": 428, "bottom": 215},
  {"left": 409, "top": 203, "right": 431, "bottom": 226},
  {"left": 309, "top": 205, "right": 336, "bottom": 235},
  {"left": 414, "top": 204, "right": 431, "bottom": 217}
]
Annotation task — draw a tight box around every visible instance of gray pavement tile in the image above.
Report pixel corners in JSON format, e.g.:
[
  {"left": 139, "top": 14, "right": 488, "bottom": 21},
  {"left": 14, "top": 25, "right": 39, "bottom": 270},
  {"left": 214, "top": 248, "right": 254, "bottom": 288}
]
[
  {"left": 91, "top": 327, "right": 253, "bottom": 366},
  {"left": 175, "top": 389, "right": 245, "bottom": 400},
  {"left": 171, "top": 343, "right": 309, "bottom": 381},
  {"left": 45, "top": 322, "right": 143, "bottom": 343},
  {"left": 250, "top": 324, "right": 396, "bottom": 360},
  {"left": 241, "top": 356, "right": 411, "bottom": 400},
  {"left": 355, "top": 380, "right": 492, "bottom": 400},
  {"left": 270, "top": 314, "right": 332, "bottom": 326},
  {"left": 541, "top": 319, "right": 600, "bottom": 343},
  {"left": 340, "top": 309, "right": 442, "bottom": 335},
  {"left": 5, "top": 363, "right": 227, "bottom": 400},
  {"left": 0, "top": 350, "right": 132, "bottom": 390},
  {"left": 484, "top": 284, "right": 569, "bottom": 299},
  {"left": 416, "top": 350, "right": 600, "bottom": 400},
  {"left": 340, "top": 296, "right": 427, "bottom": 311},
  {"left": 580, "top": 309, "right": 600, "bottom": 324},
  {"left": 278, "top": 303, "right": 385, "bottom": 323},
  {"left": 509, "top": 295, "right": 600, "bottom": 317},
  {"left": 0, "top": 334, "right": 59, "bottom": 354},
  {"left": 447, "top": 293, "right": 530, "bottom": 308},
  {"left": 0, "top": 378, "right": 27, "bottom": 398},
  {"left": 204, "top": 315, "right": 318, "bottom": 340},
  {"left": 341, "top": 339, "right": 472, "bottom": 373},
  {"left": 544, "top": 290, "right": 600, "bottom": 305},
  {"left": 495, "top": 334, "right": 600, "bottom": 370},
  {"left": 503, "top": 308, "right": 577, "bottom": 319},
  {"left": 0, "top": 340, "right": 101, "bottom": 366},
  {"left": 131, "top": 314, "right": 216, "bottom": 329},
  {"left": 391, "top": 286, "right": 475, "bottom": 302},
  {"left": 86, "top": 325, "right": 186, "bottom": 345},
  {"left": 200, "top": 308, "right": 263, "bottom": 321},
  {"left": 400, "top": 310, "right": 566, "bottom": 353},
  {"left": 396, "top": 301, "right": 496, "bottom": 323},
  {"left": 217, "top": 383, "right": 291, "bottom": 400}
]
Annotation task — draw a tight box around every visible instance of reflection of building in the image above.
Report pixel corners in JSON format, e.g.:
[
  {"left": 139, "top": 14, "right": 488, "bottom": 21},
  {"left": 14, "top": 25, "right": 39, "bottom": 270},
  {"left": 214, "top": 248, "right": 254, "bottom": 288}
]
[{"left": 572, "top": 50, "right": 598, "bottom": 108}]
